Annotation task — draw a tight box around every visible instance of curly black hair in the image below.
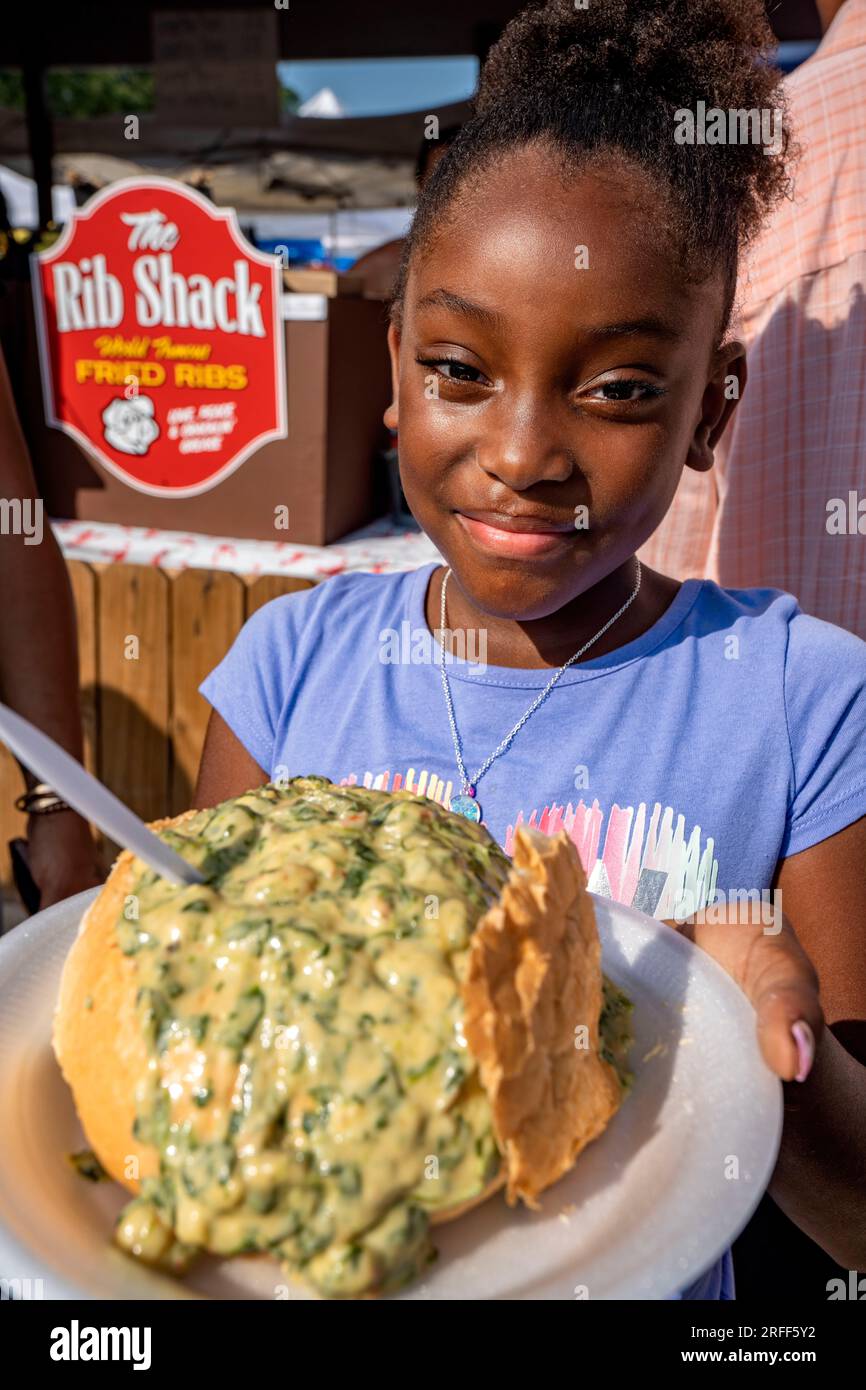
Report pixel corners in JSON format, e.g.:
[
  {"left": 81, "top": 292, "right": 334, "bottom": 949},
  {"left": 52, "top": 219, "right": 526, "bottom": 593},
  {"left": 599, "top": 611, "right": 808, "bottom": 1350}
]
[
  {"left": 392, "top": 0, "right": 794, "bottom": 339},
  {"left": 414, "top": 122, "right": 462, "bottom": 186}
]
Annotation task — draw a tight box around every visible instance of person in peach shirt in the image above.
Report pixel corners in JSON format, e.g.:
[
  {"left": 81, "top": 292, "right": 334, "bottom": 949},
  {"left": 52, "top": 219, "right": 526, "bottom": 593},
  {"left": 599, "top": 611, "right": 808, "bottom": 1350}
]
[{"left": 640, "top": 0, "right": 866, "bottom": 639}]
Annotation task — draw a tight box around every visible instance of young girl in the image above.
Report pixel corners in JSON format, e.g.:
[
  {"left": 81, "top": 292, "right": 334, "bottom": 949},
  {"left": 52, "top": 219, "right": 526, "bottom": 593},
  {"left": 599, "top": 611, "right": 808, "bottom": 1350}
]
[{"left": 196, "top": 0, "right": 866, "bottom": 1298}]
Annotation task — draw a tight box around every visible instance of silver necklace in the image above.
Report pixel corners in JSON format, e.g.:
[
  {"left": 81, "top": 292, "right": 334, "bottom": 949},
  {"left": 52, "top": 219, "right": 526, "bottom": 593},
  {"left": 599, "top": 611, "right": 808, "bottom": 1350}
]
[{"left": 438, "top": 559, "right": 642, "bottom": 821}]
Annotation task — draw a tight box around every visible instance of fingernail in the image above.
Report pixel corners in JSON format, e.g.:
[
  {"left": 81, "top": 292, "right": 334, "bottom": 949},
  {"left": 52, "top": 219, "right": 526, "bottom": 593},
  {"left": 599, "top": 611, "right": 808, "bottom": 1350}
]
[{"left": 792, "top": 1020, "right": 815, "bottom": 1082}]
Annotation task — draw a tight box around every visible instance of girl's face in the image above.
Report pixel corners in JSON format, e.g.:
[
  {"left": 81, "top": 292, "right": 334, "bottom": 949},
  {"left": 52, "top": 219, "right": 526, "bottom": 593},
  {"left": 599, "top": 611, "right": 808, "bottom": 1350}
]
[{"left": 387, "top": 143, "right": 743, "bottom": 621}]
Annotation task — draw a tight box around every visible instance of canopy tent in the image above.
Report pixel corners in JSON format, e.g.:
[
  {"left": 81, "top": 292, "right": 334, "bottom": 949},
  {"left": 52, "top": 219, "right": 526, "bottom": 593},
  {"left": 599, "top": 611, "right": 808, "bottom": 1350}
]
[
  {"left": 1, "top": 146, "right": 416, "bottom": 216},
  {"left": 0, "top": 162, "right": 75, "bottom": 227},
  {"left": 297, "top": 88, "right": 347, "bottom": 119},
  {"left": 0, "top": 96, "right": 473, "bottom": 220},
  {"left": 0, "top": 97, "right": 473, "bottom": 163}
]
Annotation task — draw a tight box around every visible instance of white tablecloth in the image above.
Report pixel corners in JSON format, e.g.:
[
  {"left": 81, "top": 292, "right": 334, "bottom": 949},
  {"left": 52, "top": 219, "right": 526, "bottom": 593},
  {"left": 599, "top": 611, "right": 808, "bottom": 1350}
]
[{"left": 53, "top": 515, "right": 441, "bottom": 579}]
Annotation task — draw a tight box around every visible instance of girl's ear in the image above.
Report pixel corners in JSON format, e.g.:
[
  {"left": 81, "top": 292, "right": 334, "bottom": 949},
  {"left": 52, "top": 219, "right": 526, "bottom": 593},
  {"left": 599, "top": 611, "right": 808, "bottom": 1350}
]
[
  {"left": 384, "top": 321, "right": 401, "bottom": 431},
  {"left": 685, "top": 343, "right": 747, "bottom": 473}
]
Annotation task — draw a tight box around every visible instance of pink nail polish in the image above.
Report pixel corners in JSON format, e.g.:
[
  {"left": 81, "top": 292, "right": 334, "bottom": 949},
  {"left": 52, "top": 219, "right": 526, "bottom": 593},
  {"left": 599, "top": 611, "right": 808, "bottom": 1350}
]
[{"left": 792, "top": 1020, "right": 815, "bottom": 1082}]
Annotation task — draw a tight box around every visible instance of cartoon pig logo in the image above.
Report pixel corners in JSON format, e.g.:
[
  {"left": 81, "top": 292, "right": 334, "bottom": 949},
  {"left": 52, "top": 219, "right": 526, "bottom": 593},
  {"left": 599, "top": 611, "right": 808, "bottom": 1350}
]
[{"left": 102, "top": 395, "right": 160, "bottom": 456}]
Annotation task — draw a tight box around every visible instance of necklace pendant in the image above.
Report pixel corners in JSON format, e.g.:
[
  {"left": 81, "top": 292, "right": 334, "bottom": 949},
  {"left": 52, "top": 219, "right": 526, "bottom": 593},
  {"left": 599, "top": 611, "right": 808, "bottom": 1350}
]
[{"left": 450, "top": 790, "right": 481, "bottom": 822}]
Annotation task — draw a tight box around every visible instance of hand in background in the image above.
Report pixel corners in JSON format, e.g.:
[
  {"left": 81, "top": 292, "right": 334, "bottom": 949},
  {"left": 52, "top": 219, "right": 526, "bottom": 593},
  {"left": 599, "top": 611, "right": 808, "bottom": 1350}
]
[{"left": 26, "top": 811, "right": 104, "bottom": 909}]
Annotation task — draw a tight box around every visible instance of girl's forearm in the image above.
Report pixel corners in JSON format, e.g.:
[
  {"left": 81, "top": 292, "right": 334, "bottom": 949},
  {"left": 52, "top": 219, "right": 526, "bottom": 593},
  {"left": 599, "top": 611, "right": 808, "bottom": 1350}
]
[{"left": 769, "top": 1026, "right": 866, "bottom": 1269}]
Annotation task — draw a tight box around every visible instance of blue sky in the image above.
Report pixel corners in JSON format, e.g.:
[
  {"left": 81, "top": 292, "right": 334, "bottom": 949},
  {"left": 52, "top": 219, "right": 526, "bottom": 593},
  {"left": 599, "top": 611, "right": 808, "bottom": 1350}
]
[
  {"left": 277, "top": 57, "right": 478, "bottom": 116},
  {"left": 278, "top": 43, "right": 816, "bottom": 113}
]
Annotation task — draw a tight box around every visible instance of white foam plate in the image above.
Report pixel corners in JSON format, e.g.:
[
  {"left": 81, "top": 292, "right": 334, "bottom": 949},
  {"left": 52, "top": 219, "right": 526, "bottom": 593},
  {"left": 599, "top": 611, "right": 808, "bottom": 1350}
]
[{"left": 0, "top": 887, "right": 781, "bottom": 1300}]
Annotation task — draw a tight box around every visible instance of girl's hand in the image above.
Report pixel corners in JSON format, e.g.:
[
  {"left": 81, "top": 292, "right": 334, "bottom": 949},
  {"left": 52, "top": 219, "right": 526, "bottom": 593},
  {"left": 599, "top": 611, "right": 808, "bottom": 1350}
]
[
  {"left": 26, "top": 811, "right": 104, "bottom": 910},
  {"left": 663, "top": 906, "right": 823, "bottom": 1083}
]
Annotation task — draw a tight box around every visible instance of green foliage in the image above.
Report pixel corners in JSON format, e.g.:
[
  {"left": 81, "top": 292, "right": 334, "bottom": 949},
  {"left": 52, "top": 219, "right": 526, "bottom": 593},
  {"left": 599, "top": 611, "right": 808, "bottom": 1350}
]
[
  {"left": 0, "top": 68, "right": 154, "bottom": 118},
  {"left": 0, "top": 72, "right": 22, "bottom": 110},
  {"left": 0, "top": 68, "right": 299, "bottom": 119}
]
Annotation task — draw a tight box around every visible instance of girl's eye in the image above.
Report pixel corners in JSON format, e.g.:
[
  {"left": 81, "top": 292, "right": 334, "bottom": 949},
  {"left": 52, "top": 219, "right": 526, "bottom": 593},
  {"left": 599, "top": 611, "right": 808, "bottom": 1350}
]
[
  {"left": 588, "top": 379, "right": 666, "bottom": 404},
  {"left": 415, "top": 355, "right": 489, "bottom": 386}
]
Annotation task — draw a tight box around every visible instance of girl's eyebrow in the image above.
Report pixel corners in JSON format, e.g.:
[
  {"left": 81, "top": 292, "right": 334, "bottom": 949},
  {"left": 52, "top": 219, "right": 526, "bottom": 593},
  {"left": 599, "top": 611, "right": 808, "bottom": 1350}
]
[
  {"left": 415, "top": 288, "right": 505, "bottom": 331},
  {"left": 586, "top": 317, "right": 682, "bottom": 343},
  {"left": 415, "top": 290, "right": 681, "bottom": 345}
]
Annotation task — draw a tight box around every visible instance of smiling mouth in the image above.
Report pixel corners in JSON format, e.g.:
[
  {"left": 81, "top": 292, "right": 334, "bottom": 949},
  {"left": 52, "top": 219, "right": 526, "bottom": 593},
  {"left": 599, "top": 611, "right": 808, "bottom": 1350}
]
[{"left": 456, "top": 509, "right": 577, "bottom": 557}]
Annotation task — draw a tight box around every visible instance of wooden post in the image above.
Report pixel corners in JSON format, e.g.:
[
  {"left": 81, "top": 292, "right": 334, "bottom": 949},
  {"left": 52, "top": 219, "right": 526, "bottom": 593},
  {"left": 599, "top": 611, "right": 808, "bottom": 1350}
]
[
  {"left": 171, "top": 569, "right": 245, "bottom": 812},
  {"left": 21, "top": 49, "right": 54, "bottom": 232},
  {"left": 96, "top": 564, "right": 170, "bottom": 836}
]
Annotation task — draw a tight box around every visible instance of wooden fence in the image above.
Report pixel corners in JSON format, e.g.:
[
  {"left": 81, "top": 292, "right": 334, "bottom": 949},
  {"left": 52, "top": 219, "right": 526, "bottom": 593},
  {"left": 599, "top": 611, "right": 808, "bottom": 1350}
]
[{"left": 0, "top": 561, "right": 315, "bottom": 889}]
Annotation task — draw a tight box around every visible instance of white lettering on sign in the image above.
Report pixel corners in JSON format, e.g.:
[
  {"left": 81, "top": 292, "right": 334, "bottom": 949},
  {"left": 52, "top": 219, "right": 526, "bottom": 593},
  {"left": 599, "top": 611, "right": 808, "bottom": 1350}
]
[
  {"left": 53, "top": 255, "right": 124, "bottom": 332},
  {"left": 52, "top": 253, "right": 265, "bottom": 337},
  {"left": 120, "top": 209, "right": 180, "bottom": 252},
  {"left": 134, "top": 255, "right": 264, "bottom": 334}
]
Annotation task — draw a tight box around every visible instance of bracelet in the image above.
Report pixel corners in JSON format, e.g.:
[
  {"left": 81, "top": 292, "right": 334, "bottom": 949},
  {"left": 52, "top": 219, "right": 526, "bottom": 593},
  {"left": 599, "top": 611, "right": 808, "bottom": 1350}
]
[{"left": 15, "top": 783, "right": 72, "bottom": 816}]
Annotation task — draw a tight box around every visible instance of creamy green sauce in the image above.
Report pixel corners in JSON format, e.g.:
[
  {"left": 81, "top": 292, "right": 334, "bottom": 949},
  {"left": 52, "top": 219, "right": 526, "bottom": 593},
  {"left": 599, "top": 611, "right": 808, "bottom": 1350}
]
[{"left": 112, "top": 777, "right": 630, "bottom": 1297}]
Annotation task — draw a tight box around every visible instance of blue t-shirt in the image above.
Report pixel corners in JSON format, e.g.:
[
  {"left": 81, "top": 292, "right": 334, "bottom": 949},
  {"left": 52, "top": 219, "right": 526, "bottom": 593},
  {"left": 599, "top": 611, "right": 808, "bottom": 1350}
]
[{"left": 200, "top": 562, "right": 866, "bottom": 1299}]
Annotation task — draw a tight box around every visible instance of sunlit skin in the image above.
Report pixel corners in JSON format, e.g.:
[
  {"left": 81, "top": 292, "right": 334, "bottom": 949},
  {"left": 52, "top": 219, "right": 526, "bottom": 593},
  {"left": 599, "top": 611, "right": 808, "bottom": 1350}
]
[
  {"left": 197, "top": 136, "right": 866, "bottom": 1271},
  {"left": 386, "top": 143, "right": 746, "bottom": 668}
]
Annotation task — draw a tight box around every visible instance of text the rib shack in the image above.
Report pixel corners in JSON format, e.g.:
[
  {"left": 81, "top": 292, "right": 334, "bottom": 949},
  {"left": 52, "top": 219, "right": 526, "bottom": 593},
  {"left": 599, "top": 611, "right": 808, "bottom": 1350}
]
[
  {"left": 33, "top": 183, "right": 285, "bottom": 496},
  {"left": 53, "top": 252, "right": 266, "bottom": 337}
]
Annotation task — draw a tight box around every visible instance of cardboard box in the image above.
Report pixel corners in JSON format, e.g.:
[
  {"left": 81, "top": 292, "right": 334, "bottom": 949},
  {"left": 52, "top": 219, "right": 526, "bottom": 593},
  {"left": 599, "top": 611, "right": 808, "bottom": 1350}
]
[
  {"left": 13, "top": 283, "right": 392, "bottom": 546},
  {"left": 282, "top": 269, "right": 365, "bottom": 296}
]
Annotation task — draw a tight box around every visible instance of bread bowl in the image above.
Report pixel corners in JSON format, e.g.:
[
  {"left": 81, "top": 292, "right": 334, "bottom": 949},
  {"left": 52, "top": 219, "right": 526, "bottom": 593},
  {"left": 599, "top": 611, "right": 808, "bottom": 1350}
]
[{"left": 53, "top": 776, "right": 632, "bottom": 1297}]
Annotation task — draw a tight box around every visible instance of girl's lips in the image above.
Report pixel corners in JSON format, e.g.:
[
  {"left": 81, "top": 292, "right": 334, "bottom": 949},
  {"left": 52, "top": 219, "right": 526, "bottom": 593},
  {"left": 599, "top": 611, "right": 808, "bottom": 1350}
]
[{"left": 456, "top": 512, "right": 574, "bottom": 558}]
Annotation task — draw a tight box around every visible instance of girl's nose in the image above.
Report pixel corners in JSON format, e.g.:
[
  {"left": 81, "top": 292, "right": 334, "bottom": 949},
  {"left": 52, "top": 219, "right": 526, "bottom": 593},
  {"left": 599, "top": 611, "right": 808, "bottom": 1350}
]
[{"left": 475, "top": 397, "right": 576, "bottom": 490}]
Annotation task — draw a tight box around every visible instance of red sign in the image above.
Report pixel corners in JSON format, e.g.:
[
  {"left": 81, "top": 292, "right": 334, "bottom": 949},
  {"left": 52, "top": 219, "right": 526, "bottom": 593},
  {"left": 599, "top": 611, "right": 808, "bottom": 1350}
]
[{"left": 32, "top": 178, "right": 286, "bottom": 497}]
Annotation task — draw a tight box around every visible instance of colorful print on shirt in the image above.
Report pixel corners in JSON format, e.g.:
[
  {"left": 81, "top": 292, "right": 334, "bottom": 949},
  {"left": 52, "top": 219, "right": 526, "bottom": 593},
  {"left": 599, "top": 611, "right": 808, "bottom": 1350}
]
[{"left": 337, "top": 764, "right": 719, "bottom": 921}]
